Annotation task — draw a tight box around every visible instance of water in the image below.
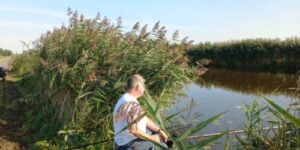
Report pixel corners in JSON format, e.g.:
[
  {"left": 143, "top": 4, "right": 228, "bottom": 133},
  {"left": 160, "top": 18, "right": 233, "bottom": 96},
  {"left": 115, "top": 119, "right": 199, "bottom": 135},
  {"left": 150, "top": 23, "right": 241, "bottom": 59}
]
[{"left": 163, "top": 69, "right": 299, "bottom": 149}]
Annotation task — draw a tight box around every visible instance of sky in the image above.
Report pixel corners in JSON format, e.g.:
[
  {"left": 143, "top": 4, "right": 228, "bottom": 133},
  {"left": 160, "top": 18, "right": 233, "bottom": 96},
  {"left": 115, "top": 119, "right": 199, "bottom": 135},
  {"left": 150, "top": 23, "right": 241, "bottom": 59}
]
[{"left": 0, "top": 0, "right": 300, "bottom": 53}]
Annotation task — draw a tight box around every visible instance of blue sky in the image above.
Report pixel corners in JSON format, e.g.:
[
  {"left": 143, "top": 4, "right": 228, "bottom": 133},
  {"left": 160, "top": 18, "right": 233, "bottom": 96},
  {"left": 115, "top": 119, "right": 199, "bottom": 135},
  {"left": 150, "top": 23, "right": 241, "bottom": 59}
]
[{"left": 0, "top": 0, "right": 300, "bottom": 53}]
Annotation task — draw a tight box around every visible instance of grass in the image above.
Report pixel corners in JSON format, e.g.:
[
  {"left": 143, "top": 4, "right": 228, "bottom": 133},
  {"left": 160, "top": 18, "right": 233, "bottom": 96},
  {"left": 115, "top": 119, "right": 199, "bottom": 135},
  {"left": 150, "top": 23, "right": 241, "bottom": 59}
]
[{"left": 0, "top": 75, "right": 27, "bottom": 149}]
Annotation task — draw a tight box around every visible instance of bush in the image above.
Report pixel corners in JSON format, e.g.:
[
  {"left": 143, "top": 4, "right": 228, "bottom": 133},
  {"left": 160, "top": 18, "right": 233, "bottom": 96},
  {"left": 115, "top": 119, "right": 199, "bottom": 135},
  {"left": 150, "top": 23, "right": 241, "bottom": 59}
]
[
  {"left": 0, "top": 48, "right": 13, "bottom": 56},
  {"left": 12, "top": 50, "right": 39, "bottom": 75}
]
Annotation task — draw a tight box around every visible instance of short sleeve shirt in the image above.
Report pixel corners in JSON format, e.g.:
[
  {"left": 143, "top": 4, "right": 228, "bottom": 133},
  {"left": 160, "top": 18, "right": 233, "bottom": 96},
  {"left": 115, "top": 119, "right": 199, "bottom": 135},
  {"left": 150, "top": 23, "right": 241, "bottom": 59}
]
[{"left": 113, "top": 93, "right": 147, "bottom": 146}]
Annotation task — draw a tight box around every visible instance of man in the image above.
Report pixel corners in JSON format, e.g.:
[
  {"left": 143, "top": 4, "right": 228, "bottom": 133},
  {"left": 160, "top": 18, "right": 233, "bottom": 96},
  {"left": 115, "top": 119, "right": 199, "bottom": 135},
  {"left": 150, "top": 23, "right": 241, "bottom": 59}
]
[{"left": 113, "top": 74, "right": 169, "bottom": 150}]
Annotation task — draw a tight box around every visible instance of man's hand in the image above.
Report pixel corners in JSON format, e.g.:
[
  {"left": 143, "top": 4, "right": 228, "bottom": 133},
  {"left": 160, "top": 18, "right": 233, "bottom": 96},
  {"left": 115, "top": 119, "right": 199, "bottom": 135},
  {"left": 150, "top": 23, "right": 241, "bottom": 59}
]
[
  {"left": 159, "top": 130, "right": 169, "bottom": 142},
  {"left": 150, "top": 134, "right": 161, "bottom": 143},
  {"left": 130, "top": 124, "right": 161, "bottom": 143}
]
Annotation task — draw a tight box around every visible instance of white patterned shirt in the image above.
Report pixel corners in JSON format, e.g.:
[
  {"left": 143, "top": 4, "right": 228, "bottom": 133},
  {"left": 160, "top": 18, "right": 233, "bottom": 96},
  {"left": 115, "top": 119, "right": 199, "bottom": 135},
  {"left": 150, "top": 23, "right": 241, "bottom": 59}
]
[{"left": 113, "top": 93, "right": 147, "bottom": 146}]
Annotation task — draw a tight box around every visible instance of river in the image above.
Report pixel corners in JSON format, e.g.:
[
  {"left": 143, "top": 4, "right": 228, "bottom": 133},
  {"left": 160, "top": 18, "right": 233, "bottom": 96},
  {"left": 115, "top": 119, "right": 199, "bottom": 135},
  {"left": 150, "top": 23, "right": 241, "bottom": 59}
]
[{"left": 163, "top": 69, "right": 299, "bottom": 149}]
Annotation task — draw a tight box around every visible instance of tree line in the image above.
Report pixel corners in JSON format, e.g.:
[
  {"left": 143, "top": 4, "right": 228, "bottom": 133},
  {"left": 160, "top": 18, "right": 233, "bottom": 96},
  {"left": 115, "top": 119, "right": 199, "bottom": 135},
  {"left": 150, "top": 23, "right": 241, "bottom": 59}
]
[
  {"left": 0, "top": 48, "right": 12, "bottom": 56},
  {"left": 188, "top": 38, "right": 300, "bottom": 73}
]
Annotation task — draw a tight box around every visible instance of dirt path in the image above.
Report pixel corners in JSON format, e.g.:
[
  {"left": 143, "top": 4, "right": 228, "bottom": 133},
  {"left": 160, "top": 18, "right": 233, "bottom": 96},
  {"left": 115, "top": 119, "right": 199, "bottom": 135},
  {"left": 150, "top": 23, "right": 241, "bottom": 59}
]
[{"left": 0, "top": 75, "right": 27, "bottom": 150}]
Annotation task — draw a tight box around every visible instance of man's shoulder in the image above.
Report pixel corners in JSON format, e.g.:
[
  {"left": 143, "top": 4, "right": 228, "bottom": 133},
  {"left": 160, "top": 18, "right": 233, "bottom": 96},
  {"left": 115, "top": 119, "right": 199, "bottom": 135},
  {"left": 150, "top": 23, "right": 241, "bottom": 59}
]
[
  {"left": 113, "top": 94, "right": 126, "bottom": 113},
  {"left": 116, "top": 94, "right": 127, "bottom": 105},
  {"left": 113, "top": 93, "right": 140, "bottom": 114}
]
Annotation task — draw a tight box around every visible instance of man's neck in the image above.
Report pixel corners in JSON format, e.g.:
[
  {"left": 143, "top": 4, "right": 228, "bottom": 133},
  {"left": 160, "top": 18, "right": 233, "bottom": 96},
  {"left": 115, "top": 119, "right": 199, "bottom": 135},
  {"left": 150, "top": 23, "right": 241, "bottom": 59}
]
[{"left": 127, "top": 91, "right": 139, "bottom": 99}]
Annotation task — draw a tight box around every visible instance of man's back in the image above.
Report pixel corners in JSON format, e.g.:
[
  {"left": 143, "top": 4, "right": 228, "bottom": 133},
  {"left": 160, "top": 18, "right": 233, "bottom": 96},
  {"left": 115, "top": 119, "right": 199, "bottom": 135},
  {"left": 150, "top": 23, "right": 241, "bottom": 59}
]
[{"left": 113, "top": 93, "right": 147, "bottom": 146}]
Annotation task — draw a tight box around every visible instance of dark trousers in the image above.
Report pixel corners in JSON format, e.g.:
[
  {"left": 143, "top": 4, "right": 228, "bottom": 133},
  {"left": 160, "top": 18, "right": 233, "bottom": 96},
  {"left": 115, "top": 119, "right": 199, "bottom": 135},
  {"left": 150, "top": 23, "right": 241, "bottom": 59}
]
[{"left": 117, "top": 138, "right": 167, "bottom": 150}]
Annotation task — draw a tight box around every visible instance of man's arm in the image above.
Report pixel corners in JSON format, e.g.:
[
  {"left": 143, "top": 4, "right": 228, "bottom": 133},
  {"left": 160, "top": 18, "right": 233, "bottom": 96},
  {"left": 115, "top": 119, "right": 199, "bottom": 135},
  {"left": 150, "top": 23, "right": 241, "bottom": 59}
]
[
  {"left": 129, "top": 123, "right": 160, "bottom": 143},
  {"left": 145, "top": 116, "right": 169, "bottom": 142},
  {"left": 145, "top": 116, "right": 160, "bottom": 132}
]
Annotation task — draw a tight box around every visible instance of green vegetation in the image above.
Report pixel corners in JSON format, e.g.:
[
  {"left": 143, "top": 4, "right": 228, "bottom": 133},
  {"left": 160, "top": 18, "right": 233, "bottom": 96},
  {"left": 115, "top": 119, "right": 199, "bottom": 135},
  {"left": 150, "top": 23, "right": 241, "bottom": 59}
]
[
  {"left": 0, "top": 48, "right": 13, "bottom": 56},
  {"left": 188, "top": 38, "right": 300, "bottom": 73},
  {"left": 9, "top": 9, "right": 300, "bottom": 150},
  {"left": 14, "top": 9, "right": 227, "bottom": 149},
  {"left": 0, "top": 75, "right": 27, "bottom": 149},
  {"left": 236, "top": 98, "right": 300, "bottom": 149},
  {"left": 12, "top": 50, "right": 40, "bottom": 75}
]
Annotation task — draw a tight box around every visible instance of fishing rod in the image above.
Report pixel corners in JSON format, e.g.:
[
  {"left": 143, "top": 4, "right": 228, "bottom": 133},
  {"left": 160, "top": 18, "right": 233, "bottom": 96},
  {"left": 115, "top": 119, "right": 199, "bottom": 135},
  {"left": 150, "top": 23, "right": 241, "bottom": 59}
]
[
  {"left": 188, "top": 126, "right": 281, "bottom": 139},
  {"left": 64, "top": 126, "right": 281, "bottom": 149}
]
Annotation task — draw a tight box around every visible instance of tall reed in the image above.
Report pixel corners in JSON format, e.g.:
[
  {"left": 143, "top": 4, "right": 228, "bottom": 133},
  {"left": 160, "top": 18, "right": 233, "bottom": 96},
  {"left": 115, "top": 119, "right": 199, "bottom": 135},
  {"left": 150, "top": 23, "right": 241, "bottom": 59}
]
[
  {"left": 17, "top": 9, "right": 225, "bottom": 149},
  {"left": 236, "top": 97, "right": 300, "bottom": 149},
  {"left": 188, "top": 38, "right": 300, "bottom": 73}
]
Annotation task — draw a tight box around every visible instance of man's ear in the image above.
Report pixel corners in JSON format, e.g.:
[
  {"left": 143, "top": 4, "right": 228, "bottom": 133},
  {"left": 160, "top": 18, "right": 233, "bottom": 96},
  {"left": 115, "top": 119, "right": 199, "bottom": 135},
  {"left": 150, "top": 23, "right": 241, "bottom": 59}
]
[{"left": 134, "top": 85, "right": 140, "bottom": 91}]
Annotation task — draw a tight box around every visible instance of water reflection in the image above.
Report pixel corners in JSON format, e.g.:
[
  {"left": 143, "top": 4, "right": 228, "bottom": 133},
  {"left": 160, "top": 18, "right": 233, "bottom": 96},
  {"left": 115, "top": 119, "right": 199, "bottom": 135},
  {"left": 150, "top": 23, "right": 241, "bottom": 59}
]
[{"left": 199, "top": 69, "right": 298, "bottom": 97}]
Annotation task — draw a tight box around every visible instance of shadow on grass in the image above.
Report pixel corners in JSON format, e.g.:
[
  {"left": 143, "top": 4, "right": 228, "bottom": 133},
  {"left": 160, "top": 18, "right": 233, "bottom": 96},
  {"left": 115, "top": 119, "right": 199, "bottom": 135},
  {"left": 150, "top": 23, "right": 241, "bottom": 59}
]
[{"left": 0, "top": 79, "right": 28, "bottom": 149}]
